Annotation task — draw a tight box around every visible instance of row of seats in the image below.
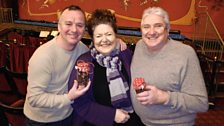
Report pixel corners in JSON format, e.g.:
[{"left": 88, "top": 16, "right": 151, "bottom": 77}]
[
  {"left": 9, "top": 42, "right": 37, "bottom": 73},
  {"left": 0, "top": 66, "right": 27, "bottom": 126},
  {"left": 0, "top": 41, "right": 27, "bottom": 126},
  {"left": 7, "top": 31, "right": 48, "bottom": 47},
  {"left": 0, "top": 28, "right": 58, "bottom": 125},
  {"left": 1, "top": 31, "right": 47, "bottom": 73},
  {"left": 0, "top": 31, "right": 39, "bottom": 126}
]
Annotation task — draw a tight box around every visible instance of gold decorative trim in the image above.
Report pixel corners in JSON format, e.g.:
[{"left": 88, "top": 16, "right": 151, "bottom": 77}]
[
  {"left": 26, "top": 0, "right": 195, "bottom": 25},
  {"left": 27, "top": 0, "right": 58, "bottom": 16},
  {"left": 170, "top": 0, "right": 195, "bottom": 25}
]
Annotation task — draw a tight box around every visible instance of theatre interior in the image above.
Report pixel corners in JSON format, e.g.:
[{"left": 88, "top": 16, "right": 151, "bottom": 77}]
[{"left": 0, "top": 0, "right": 224, "bottom": 125}]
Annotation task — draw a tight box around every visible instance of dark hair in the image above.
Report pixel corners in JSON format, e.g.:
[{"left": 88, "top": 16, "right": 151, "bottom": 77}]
[
  {"left": 87, "top": 9, "right": 117, "bottom": 38},
  {"left": 60, "top": 5, "right": 86, "bottom": 23}
]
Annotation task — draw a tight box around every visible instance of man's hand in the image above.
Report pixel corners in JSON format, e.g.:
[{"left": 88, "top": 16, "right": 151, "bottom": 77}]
[
  {"left": 136, "top": 84, "right": 169, "bottom": 105},
  {"left": 67, "top": 80, "right": 91, "bottom": 101},
  {"left": 117, "top": 38, "right": 127, "bottom": 51}
]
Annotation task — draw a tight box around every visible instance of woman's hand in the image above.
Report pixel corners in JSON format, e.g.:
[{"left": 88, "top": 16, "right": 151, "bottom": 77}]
[{"left": 114, "top": 109, "right": 130, "bottom": 123}]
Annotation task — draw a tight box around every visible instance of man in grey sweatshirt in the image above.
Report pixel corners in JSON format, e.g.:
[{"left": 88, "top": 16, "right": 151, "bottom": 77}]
[{"left": 130, "top": 7, "right": 208, "bottom": 126}]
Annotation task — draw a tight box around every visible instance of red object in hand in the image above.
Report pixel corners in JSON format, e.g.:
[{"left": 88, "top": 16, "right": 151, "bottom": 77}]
[
  {"left": 76, "top": 61, "right": 91, "bottom": 87},
  {"left": 133, "top": 78, "right": 146, "bottom": 93},
  {"left": 76, "top": 62, "right": 91, "bottom": 73}
]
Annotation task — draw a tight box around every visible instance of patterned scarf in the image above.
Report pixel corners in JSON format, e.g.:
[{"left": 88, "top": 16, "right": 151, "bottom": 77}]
[{"left": 90, "top": 47, "right": 133, "bottom": 113}]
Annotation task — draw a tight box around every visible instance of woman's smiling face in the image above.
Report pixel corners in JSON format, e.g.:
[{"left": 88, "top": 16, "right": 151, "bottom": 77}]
[{"left": 93, "top": 24, "right": 117, "bottom": 56}]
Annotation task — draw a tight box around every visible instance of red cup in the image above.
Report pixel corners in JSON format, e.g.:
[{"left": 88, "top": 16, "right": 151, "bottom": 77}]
[
  {"left": 133, "top": 78, "right": 146, "bottom": 93},
  {"left": 76, "top": 60, "right": 92, "bottom": 87}
]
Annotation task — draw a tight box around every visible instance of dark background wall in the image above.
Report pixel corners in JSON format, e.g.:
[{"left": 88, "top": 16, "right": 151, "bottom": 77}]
[{"left": 0, "top": 0, "right": 19, "bottom": 19}]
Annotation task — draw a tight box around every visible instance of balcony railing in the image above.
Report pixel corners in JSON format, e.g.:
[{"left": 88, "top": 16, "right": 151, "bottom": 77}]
[
  {"left": 193, "top": 11, "right": 224, "bottom": 61},
  {"left": 0, "top": 8, "right": 13, "bottom": 23}
]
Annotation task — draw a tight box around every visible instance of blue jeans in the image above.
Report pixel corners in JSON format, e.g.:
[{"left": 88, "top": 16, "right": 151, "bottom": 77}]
[{"left": 25, "top": 114, "right": 72, "bottom": 126}]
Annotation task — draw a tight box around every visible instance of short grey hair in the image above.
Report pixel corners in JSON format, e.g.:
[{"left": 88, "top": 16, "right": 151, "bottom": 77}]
[{"left": 141, "top": 7, "right": 170, "bottom": 31}]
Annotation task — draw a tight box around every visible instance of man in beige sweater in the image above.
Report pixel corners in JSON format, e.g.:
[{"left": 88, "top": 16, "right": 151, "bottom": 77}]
[{"left": 24, "top": 5, "right": 90, "bottom": 126}]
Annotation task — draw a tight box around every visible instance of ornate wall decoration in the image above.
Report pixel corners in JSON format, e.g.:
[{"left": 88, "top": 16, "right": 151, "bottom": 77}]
[{"left": 20, "top": 0, "right": 196, "bottom": 26}]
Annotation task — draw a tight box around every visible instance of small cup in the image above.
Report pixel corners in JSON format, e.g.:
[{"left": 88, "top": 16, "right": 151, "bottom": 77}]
[
  {"left": 76, "top": 60, "right": 93, "bottom": 87},
  {"left": 133, "top": 78, "right": 146, "bottom": 94},
  {"left": 77, "top": 70, "right": 89, "bottom": 87}
]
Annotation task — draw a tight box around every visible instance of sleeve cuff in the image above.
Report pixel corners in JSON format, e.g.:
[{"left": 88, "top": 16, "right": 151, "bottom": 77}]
[
  {"left": 164, "top": 91, "right": 176, "bottom": 109},
  {"left": 163, "top": 91, "right": 170, "bottom": 105},
  {"left": 64, "top": 94, "right": 74, "bottom": 104}
]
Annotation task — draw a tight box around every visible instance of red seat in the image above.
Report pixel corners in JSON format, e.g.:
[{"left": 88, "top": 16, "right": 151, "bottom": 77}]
[
  {"left": 0, "top": 42, "right": 8, "bottom": 92},
  {"left": 0, "top": 42, "right": 20, "bottom": 104},
  {"left": 28, "top": 36, "right": 47, "bottom": 47},
  {"left": 24, "top": 46, "right": 37, "bottom": 72},
  {"left": 0, "top": 99, "right": 26, "bottom": 126},
  {"left": 7, "top": 32, "right": 25, "bottom": 45},
  {"left": 0, "top": 42, "right": 6, "bottom": 67},
  {"left": 9, "top": 43, "right": 25, "bottom": 72},
  {"left": 9, "top": 43, "right": 36, "bottom": 73},
  {"left": 0, "top": 66, "right": 20, "bottom": 104},
  {"left": 5, "top": 67, "right": 28, "bottom": 98}
]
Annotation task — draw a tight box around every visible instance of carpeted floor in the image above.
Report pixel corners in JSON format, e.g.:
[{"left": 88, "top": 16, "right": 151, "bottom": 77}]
[{"left": 195, "top": 98, "right": 224, "bottom": 126}]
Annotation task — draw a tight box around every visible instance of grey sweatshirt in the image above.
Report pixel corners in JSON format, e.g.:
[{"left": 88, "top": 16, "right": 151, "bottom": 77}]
[{"left": 130, "top": 39, "right": 208, "bottom": 126}]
